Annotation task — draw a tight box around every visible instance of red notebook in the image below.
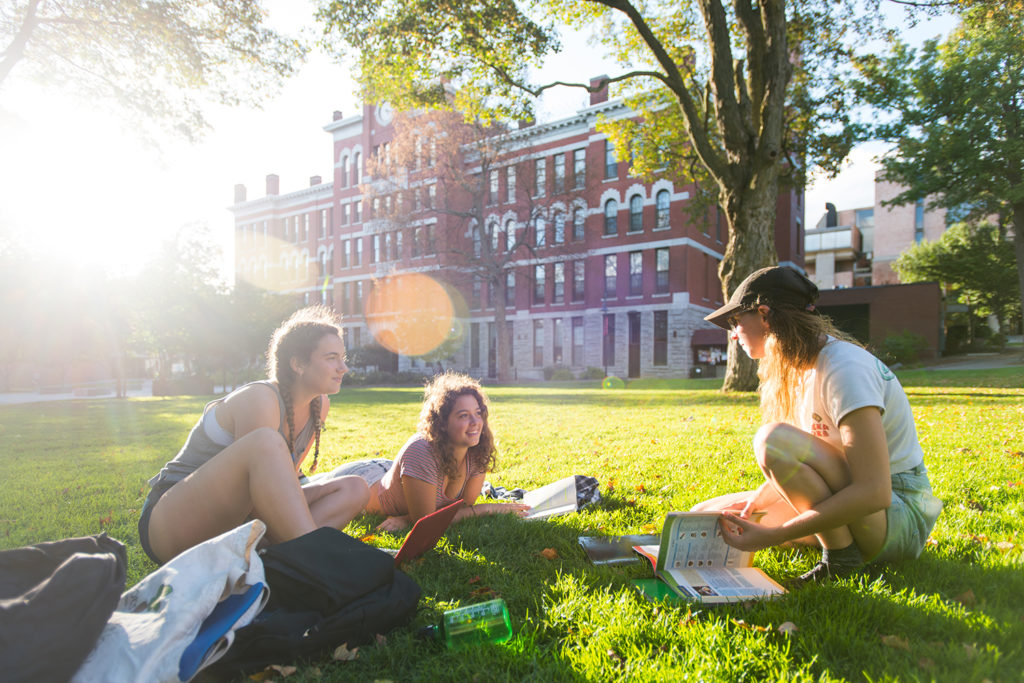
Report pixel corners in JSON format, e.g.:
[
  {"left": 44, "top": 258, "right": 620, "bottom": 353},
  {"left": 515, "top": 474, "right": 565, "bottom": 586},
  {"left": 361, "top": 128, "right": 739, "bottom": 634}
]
[{"left": 392, "top": 499, "right": 462, "bottom": 566}]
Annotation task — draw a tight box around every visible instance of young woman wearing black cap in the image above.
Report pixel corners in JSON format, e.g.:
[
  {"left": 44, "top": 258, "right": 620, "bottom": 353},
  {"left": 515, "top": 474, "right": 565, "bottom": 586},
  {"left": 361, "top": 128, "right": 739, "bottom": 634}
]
[{"left": 693, "top": 266, "right": 942, "bottom": 582}]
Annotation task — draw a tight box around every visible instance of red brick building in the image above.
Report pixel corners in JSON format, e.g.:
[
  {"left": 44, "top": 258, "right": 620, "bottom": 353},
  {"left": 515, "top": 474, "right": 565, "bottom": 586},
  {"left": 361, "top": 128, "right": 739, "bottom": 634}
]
[{"left": 231, "top": 91, "right": 804, "bottom": 379}]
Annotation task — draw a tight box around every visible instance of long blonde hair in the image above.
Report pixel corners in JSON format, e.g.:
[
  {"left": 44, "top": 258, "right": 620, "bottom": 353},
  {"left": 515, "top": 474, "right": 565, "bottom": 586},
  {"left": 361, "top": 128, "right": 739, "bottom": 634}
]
[{"left": 757, "top": 303, "right": 860, "bottom": 424}]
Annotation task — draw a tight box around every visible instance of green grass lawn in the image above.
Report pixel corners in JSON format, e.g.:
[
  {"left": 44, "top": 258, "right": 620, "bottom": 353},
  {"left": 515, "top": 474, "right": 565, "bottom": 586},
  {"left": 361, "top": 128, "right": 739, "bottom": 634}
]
[{"left": 1, "top": 367, "right": 1022, "bottom": 681}]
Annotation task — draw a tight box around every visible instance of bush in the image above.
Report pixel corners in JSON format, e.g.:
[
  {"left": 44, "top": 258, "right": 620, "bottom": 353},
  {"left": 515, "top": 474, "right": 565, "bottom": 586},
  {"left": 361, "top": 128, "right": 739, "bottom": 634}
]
[
  {"left": 987, "top": 332, "right": 1007, "bottom": 351},
  {"left": 580, "top": 366, "right": 605, "bottom": 380},
  {"left": 880, "top": 331, "right": 927, "bottom": 366},
  {"left": 343, "top": 370, "right": 429, "bottom": 386},
  {"left": 550, "top": 367, "right": 575, "bottom": 381}
]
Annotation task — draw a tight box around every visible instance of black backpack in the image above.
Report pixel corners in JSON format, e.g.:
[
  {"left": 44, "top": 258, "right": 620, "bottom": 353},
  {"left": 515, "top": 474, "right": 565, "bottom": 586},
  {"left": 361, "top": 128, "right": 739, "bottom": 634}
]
[{"left": 210, "top": 527, "right": 420, "bottom": 674}]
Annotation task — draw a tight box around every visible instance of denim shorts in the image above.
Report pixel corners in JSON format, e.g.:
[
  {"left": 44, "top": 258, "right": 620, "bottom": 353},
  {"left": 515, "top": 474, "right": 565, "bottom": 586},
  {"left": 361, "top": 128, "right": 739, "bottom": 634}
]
[
  {"left": 304, "top": 458, "right": 393, "bottom": 487},
  {"left": 872, "top": 463, "right": 943, "bottom": 564},
  {"left": 137, "top": 480, "right": 174, "bottom": 565}
]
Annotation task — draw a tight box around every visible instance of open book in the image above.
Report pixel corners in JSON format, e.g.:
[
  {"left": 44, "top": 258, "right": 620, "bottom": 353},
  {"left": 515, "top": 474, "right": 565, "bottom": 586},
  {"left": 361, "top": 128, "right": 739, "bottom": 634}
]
[
  {"left": 632, "top": 512, "right": 785, "bottom": 604},
  {"left": 522, "top": 476, "right": 578, "bottom": 519}
]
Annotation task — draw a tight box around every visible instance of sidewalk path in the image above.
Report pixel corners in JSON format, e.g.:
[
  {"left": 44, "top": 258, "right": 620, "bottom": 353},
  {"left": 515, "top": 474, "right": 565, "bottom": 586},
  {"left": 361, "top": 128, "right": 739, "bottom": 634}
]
[{"left": 0, "top": 380, "right": 154, "bottom": 406}]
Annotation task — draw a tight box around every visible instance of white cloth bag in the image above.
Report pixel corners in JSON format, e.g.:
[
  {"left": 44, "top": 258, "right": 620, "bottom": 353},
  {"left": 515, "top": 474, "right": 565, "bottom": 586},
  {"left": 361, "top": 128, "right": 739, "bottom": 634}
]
[{"left": 73, "top": 520, "right": 268, "bottom": 683}]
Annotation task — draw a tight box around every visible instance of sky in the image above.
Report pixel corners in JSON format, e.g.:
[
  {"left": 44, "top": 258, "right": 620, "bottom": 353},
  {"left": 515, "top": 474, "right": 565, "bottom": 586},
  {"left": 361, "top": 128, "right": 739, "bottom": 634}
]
[{"left": 0, "top": 2, "right": 955, "bottom": 281}]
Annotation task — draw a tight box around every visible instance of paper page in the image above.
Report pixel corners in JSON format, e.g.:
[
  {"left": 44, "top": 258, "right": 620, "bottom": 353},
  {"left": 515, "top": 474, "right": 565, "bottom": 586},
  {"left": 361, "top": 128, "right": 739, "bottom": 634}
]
[
  {"left": 658, "top": 512, "right": 753, "bottom": 571},
  {"left": 523, "top": 477, "right": 577, "bottom": 519},
  {"left": 662, "top": 567, "right": 785, "bottom": 602}
]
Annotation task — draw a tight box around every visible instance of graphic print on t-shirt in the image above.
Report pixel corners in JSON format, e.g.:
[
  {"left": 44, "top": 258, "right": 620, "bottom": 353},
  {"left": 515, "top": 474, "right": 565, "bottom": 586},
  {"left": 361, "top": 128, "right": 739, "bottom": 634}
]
[
  {"left": 875, "top": 358, "right": 896, "bottom": 381},
  {"left": 810, "top": 411, "right": 829, "bottom": 439}
]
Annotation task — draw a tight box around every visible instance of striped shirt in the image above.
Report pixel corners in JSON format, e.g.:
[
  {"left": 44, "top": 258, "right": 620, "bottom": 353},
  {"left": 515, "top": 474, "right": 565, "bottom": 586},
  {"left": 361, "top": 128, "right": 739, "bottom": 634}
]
[{"left": 376, "top": 435, "right": 483, "bottom": 516}]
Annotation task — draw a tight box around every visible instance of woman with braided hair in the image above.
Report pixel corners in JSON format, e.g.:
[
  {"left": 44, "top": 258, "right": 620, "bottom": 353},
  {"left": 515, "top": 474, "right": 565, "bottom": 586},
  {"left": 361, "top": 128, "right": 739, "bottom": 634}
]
[
  {"left": 138, "top": 306, "right": 369, "bottom": 564},
  {"left": 321, "top": 372, "right": 530, "bottom": 532}
]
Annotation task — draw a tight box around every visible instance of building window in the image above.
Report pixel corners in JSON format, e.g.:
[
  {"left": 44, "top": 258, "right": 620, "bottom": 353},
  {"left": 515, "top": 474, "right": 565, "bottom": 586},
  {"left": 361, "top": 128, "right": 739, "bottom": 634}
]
[
  {"left": 629, "top": 195, "right": 643, "bottom": 232},
  {"left": 553, "top": 153, "right": 566, "bottom": 193},
  {"left": 353, "top": 200, "right": 362, "bottom": 223},
  {"left": 489, "top": 169, "right": 499, "bottom": 205},
  {"left": 604, "top": 254, "right": 617, "bottom": 298},
  {"left": 629, "top": 251, "right": 642, "bottom": 295},
  {"left": 914, "top": 198, "right": 925, "bottom": 243},
  {"left": 553, "top": 262, "right": 564, "bottom": 304},
  {"left": 656, "top": 190, "right": 670, "bottom": 229},
  {"left": 553, "top": 318, "right": 564, "bottom": 365},
  {"left": 428, "top": 184, "right": 436, "bottom": 209},
  {"left": 354, "top": 280, "right": 363, "bottom": 315},
  {"left": 506, "top": 269, "right": 515, "bottom": 308},
  {"left": 412, "top": 228, "right": 421, "bottom": 257},
  {"left": 341, "top": 203, "right": 349, "bottom": 225},
  {"left": 318, "top": 251, "right": 328, "bottom": 278},
  {"left": 603, "top": 313, "right": 615, "bottom": 367},
  {"left": 573, "top": 208, "right": 585, "bottom": 241},
  {"left": 572, "top": 260, "right": 585, "bottom": 301},
  {"left": 572, "top": 316, "right": 584, "bottom": 366},
  {"left": 353, "top": 152, "right": 361, "bottom": 185},
  {"left": 535, "top": 216, "right": 546, "bottom": 247},
  {"left": 341, "top": 156, "right": 350, "bottom": 187},
  {"left": 553, "top": 212, "right": 565, "bottom": 244},
  {"left": 320, "top": 210, "right": 328, "bottom": 239},
  {"left": 653, "top": 310, "right": 668, "bottom": 366},
  {"left": 534, "top": 158, "right": 546, "bottom": 197},
  {"left": 471, "top": 323, "right": 481, "bottom": 367},
  {"left": 472, "top": 225, "right": 481, "bottom": 257},
  {"left": 341, "top": 282, "right": 350, "bottom": 314},
  {"left": 533, "top": 320, "right": 544, "bottom": 367},
  {"left": 604, "top": 199, "right": 618, "bottom": 236},
  {"left": 505, "top": 219, "right": 516, "bottom": 251},
  {"left": 341, "top": 240, "right": 350, "bottom": 267},
  {"left": 506, "top": 165, "right": 516, "bottom": 203},
  {"left": 426, "top": 224, "right": 436, "bottom": 253},
  {"left": 354, "top": 237, "right": 362, "bottom": 266},
  {"left": 655, "top": 248, "right": 669, "bottom": 293},
  {"left": 351, "top": 326, "right": 361, "bottom": 348},
  {"left": 534, "top": 264, "right": 546, "bottom": 305},
  {"left": 472, "top": 278, "right": 481, "bottom": 309},
  {"left": 488, "top": 220, "right": 499, "bottom": 252},
  {"left": 395, "top": 230, "right": 403, "bottom": 260},
  {"left": 604, "top": 139, "right": 617, "bottom": 179},
  {"left": 573, "top": 149, "right": 586, "bottom": 188},
  {"left": 371, "top": 234, "right": 380, "bottom": 262}
]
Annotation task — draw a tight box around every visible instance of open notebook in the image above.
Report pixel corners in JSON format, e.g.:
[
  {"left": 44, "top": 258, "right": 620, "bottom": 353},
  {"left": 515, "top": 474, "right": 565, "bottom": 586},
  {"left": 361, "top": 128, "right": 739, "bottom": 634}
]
[{"left": 383, "top": 498, "right": 462, "bottom": 566}]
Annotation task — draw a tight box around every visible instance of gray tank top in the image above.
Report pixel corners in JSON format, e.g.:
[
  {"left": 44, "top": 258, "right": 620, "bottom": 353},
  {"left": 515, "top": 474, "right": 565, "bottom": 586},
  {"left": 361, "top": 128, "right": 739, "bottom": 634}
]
[{"left": 146, "top": 380, "right": 317, "bottom": 490}]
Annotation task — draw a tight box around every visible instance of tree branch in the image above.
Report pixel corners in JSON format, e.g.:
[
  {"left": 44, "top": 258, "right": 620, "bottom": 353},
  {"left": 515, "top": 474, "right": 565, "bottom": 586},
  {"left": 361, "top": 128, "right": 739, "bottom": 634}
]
[{"left": 0, "top": 0, "right": 43, "bottom": 86}]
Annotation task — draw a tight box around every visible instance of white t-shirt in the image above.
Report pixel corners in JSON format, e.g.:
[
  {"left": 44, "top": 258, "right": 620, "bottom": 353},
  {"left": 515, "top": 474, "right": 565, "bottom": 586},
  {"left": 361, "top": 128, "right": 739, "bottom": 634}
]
[{"left": 798, "top": 338, "right": 924, "bottom": 474}]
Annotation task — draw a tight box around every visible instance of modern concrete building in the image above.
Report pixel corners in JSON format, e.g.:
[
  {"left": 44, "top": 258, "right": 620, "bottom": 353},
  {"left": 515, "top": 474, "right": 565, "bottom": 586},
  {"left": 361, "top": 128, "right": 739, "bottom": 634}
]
[{"left": 231, "top": 89, "right": 804, "bottom": 380}]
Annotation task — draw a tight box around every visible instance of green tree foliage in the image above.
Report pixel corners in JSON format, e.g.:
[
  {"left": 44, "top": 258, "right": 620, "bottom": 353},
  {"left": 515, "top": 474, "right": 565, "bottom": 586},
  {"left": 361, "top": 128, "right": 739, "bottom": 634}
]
[
  {"left": 316, "top": 0, "right": 866, "bottom": 390},
  {"left": 851, "top": 7, "right": 1024, "bottom": 325},
  {"left": 0, "top": 0, "right": 306, "bottom": 140},
  {"left": 895, "top": 222, "right": 1020, "bottom": 335}
]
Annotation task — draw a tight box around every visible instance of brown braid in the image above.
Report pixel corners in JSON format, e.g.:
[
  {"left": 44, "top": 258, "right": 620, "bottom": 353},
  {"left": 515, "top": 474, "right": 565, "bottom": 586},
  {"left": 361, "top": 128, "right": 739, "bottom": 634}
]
[{"left": 266, "top": 305, "right": 342, "bottom": 475}]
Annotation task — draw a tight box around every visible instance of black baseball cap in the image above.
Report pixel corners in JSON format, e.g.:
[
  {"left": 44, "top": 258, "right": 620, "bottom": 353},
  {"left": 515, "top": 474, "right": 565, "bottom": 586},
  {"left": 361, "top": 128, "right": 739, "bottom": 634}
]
[{"left": 704, "top": 266, "right": 819, "bottom": 330}]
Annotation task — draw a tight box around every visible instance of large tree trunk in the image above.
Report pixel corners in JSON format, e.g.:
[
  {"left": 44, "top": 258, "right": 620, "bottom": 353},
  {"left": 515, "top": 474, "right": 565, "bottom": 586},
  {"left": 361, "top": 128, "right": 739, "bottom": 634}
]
[
  {"left": 1012, "top": 204, "right": 1024, "bottom": 345},
  {"left": 719, "top": 176, "right": 781, "bottom": 393},
  {"left": 492, "top": 276, "right": 512, "bottom": 383}
]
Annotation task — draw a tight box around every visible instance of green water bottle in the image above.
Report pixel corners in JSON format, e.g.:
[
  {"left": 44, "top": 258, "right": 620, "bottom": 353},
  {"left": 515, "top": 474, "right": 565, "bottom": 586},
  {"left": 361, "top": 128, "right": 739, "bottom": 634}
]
[{"left": 427, "top": 599, "right": 513, "bottom": 649}]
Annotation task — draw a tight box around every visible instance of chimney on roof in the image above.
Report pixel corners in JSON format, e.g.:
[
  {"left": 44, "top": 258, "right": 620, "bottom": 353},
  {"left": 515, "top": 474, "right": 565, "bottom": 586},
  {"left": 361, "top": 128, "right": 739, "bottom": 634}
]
[
  {"left": 234, "top": 184, "right": 247, "bottom": 203},
  {"left": 589, "top": 75, "right": 609, "bottom": 105},
  {"left": 310, "top": 175, "right": 322, "bottom": 187},
  {"left": 518, "top": 118, "right": 534, "bottom": 129},
  {"left": 266, "top": 174, "right": 279, "bottom": 196},
  {"left": 333, "top": 110, "right": 343, "bottom": 121},
  {"left": 825, "top": 202, "right": 838, "bottom": 227}
]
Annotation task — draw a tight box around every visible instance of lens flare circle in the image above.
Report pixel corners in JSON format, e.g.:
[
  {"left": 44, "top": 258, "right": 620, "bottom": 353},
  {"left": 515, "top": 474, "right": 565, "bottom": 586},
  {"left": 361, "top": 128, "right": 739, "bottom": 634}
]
[{"left": 365, "top": 273, "right": 455, "bottom": 356}]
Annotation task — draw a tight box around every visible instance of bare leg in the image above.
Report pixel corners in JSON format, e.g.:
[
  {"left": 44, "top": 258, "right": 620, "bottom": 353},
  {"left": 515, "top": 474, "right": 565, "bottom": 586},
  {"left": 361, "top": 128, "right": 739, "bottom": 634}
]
[
  {"left": 755, "top": 422, "right": 886, "bottom": 556},
  {"left": 302, "top": 475, "right": 370, "bottom": 530},
  {"left": 147, "top": 427, "right": 318, "bottom": 563}
]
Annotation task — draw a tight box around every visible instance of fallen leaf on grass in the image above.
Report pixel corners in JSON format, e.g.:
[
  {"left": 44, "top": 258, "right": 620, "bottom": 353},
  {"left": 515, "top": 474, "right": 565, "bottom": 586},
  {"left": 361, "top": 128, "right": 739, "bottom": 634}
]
[
  {"left": 731, "top": 619, "right": 769, "bottom": 632},
  {"left": 634, "top": 484, "right": 646, "bottom": 493},
  {"left": 955, "top": 589, "right": 977, "bottom": 607},
  {"left": 926, "top": 538, "right": 940, "bottom": 548},
  {"left": 469, "top": 586, "right": 499, "bottom": 599},
  {"left": 332, "top": 643, "right": 359, "bottom": 661},
  {"left": 606, "top": 478, "right": 617, "bottom": 493},
  {"left": 881, "top": 635, "right": 910, "bottom": 650},
  {"left": 641, "top": 523, "right": 659, "bottom": 534},
  {"left": 995, "top": 541, "right": 1016, "bottom": 552},
  {"left": 538, "top": 548, "right": 559, "bottom": 560},
  {"left": 468, "top": 575, "right": 482, "bottom": 584},
  {"left": 99, "top": 514, "right": 112, "bottom": 526},
  {"left": 360, "top": 534, "right": 378, "bottom": 544},
  {"left": 267, "top": 665, "right": 296, "bottom": 677},
  {"left": 778, "top": 621, "right": 798, "bottom": 635},
  {"left": 626, "top": 498, "right": 637, "bottom": 506}
]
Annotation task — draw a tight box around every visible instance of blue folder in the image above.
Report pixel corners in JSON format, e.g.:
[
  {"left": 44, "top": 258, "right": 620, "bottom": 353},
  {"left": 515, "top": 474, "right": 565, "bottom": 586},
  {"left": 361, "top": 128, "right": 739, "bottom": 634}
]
[{"left": 178, "top": 582, "right": 266, "bottom": 681}]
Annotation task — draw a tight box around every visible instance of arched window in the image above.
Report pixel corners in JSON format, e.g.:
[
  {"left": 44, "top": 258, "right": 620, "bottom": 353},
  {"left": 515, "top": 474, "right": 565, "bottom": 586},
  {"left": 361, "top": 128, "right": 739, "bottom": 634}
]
[
  {"left": 353, "top": 151, "right": 361, "bottom": 185},
  {"left": 629, "top": 195, "right": 643, "bottom": 232},
  {"left": 604, "top": 199, "right": 618, "bottom": 236},
  {"left": 573, "top": 208, "right": 585, "bottom": 241},
  {"left": 505, "top": 219, "right": 517, "bottom": 251},
  {"left": 656, "top": 190, "right": 670, "bottom": 229},
  {"left": 341, "top": 156, "right": 350, "bottom": 187},
  {"left": 553, "top": 212, "right": 565, "bottom": 244}
]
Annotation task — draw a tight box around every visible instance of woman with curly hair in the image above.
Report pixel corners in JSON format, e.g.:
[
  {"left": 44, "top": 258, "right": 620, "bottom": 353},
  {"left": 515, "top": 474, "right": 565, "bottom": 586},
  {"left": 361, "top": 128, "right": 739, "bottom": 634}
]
[
  {"left": 325, "top": 372, "right": 529, "bottom": 532},
  {"left": 139, "top": 306, "right": 370, "bottom": 564},
  {"left": 692, "top": 266, "right": 942, "bottom": 582}
]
